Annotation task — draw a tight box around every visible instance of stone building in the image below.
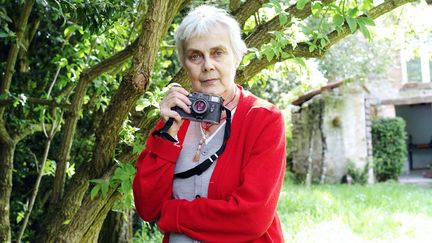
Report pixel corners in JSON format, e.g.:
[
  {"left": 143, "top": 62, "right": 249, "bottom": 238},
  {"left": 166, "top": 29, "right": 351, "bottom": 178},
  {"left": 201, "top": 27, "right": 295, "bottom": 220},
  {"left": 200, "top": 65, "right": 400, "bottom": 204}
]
[{"left": 291, "top": 41, "right": 432, "bottom": 183}]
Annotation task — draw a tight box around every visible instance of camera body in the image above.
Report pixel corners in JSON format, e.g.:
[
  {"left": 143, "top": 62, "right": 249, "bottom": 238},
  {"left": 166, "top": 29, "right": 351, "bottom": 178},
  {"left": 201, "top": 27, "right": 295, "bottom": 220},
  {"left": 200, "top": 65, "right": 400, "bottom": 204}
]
[{"left": 174, "top": 92, "right": 224, "bottom": 124}]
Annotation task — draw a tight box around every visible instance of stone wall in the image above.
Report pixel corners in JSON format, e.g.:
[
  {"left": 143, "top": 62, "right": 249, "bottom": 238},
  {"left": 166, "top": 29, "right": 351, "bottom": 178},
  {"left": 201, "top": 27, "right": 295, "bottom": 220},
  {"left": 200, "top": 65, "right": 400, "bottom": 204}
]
[{"left": 291, "top": 84, "right": 369, "bottom": 183}]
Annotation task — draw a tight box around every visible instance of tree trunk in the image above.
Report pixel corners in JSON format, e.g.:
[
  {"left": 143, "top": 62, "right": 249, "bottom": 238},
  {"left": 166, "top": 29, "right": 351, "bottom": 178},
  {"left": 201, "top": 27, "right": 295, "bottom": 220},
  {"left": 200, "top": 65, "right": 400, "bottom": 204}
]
[
  {"left": 38, "top": 0, "right": 182, "bottom": 241},
  {"left": 51, "top": 41, "right": 137, "bottom": 204},
  {"left": 0, "top": 135, "right": 15, "bottom": 242},
  {"left": 98, "top": 210, "right": 133, "bottom": 243}
]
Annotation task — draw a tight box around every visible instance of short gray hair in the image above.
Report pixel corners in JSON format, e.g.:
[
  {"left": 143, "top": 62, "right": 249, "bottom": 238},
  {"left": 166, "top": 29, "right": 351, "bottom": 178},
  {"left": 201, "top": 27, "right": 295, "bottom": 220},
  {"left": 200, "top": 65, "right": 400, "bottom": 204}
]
[{"left": 175, "top": 5, "right": 247, "bottom": 67}]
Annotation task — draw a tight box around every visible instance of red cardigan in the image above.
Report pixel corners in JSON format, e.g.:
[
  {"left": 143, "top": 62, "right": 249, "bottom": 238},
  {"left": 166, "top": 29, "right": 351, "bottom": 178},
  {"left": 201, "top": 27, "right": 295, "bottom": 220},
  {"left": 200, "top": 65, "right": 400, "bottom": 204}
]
[{"left": 133, "top": 86, "right": 286, "bottom": 242}]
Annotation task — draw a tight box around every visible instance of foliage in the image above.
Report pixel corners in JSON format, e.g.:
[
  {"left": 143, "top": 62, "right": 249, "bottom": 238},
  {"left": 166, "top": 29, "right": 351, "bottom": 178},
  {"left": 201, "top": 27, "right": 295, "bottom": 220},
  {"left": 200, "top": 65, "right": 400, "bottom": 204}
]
[
  {"left": 132, "top": 221, "right": 163, "bottom": 243},
  {"left": 318, "top": 32, "right": 394, "bottom": 81},
  {"left": 372, "top": 118, "right": 408, "bottom": 182},
  {"left": 346, "top": 160, "right": 368, "bottom": 185}
]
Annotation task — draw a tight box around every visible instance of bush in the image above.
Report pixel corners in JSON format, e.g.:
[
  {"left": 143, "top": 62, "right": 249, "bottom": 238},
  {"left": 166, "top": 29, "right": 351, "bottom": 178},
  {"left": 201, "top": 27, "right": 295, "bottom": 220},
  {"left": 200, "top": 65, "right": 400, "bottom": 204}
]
[
  {"left": 346, "top": 161, "right": 368, "bottom": 185},
  {"left": 371, "top": 118, "right": 407, "bottom": 182}
]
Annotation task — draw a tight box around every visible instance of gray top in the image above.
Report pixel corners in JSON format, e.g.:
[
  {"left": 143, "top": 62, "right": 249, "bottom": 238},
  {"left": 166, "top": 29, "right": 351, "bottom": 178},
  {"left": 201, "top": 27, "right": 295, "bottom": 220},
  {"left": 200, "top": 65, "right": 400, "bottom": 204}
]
[{"left": 169, "top": 121, "right": 225, "bottom": 243}]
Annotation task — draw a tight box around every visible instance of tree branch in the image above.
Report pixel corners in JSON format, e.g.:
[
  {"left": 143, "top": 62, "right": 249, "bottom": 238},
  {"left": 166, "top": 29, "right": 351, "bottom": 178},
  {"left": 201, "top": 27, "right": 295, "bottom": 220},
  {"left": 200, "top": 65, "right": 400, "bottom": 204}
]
[
  {"left": 0, "top": 0, "right": 35, "bottom": 119},
  {"left": 50, "top": 37, "right": 138, "bottom": 204},
  {"left": 236, "top": 0, "right": 414, "bottom": 84},
  {"left": 229, "top": 0, "right": 242, "bottom": 14},
  {"left": 233, "top": 0, "right": 269, "bottom": 27},
  {"left": 0, "top": 97, "right": 70, "bottom": 109},
  {"left": 12, "top": 123, "right": 56, "bottom": 142},
  {"left": 245, "top": 0, "right": 335, "bottom": 49}
]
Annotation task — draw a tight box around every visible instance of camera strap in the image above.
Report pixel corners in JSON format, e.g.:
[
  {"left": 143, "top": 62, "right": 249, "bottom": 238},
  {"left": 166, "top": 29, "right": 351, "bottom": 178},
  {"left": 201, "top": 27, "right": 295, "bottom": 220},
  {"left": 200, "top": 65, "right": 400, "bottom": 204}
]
[
  {"left": 151, "top": 106, "right": 232, "bottom": 179},
  {"left": 174, "top": 106, "right": 231, "bottom": 179}
]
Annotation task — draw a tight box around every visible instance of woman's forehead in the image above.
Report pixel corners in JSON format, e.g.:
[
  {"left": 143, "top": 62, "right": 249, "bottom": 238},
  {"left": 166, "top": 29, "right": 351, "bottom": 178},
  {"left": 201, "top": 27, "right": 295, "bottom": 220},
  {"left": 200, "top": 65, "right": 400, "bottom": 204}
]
[{"left": 184, "top": 30, "right": 231, "bottom": 52}]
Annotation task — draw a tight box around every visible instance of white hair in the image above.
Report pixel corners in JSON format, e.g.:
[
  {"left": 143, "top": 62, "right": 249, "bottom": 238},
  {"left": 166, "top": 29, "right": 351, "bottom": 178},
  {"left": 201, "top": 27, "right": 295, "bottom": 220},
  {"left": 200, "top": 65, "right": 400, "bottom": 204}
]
[{"left": 175, "top": 5, "right": 247, "bottom": 67}]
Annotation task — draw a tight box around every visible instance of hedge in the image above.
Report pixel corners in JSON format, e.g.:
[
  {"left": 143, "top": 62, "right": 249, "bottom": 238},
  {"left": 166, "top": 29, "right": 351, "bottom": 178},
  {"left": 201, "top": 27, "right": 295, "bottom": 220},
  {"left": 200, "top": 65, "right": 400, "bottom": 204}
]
[{"left": 372, "top": 117, "right": 407, "bottom": 182}]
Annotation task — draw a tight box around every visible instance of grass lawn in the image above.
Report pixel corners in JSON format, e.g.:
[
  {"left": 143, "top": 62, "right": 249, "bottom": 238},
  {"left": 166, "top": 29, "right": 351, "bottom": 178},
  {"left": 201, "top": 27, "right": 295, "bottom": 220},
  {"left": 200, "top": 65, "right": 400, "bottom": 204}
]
[
  {"left": 134, "top": 180, "right": 432, "bottom": 242},
  {"left": 278, "top": 181, "right": 432, "bottom": 243}
]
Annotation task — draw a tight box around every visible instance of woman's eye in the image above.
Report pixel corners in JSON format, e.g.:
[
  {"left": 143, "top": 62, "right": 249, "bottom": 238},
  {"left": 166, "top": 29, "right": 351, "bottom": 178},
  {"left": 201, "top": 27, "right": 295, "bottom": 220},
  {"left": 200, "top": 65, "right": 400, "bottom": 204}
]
[
  {"left": 215, "top": 50, "right": 224, "bottom": 56},
  {"left": 189, "top": 54, "right": 201, "bottom": 61}
]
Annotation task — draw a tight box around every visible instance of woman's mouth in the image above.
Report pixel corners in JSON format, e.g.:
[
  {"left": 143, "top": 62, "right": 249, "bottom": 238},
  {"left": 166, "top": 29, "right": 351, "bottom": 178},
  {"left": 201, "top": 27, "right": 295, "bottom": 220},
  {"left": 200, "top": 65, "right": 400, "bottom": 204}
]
[{"left": 202, "top": 78, "right": 218, "bottom": 83}]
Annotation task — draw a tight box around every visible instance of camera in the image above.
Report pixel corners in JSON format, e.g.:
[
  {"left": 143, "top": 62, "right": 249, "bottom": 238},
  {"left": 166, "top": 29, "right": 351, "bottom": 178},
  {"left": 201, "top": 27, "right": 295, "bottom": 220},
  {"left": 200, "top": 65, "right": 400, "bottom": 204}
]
[{"left": 173, "top": 92, "right": 224, "bottom": 124}]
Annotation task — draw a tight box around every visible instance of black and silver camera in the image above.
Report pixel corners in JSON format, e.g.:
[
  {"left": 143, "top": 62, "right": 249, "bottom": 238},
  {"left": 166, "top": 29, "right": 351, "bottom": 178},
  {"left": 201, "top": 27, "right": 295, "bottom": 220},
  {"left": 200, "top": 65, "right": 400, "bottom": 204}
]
[{"left": 174, "top": 92, "right": 224, "bottom": 124}]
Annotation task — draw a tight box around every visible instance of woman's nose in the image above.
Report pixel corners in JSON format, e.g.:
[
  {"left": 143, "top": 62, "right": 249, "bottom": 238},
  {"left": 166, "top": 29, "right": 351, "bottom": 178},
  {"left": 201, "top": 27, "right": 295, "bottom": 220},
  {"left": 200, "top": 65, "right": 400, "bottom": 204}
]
[{"left": 202, "top": 57, "right": 215, "bottom": 72}]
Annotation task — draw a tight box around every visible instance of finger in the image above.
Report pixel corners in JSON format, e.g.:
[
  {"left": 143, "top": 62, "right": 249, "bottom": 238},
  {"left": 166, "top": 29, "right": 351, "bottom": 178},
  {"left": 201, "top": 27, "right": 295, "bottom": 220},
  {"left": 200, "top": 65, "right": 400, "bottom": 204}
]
[
  {"left": 162, "top": 109, "right": 182, "bottom": 120},
  {"left": 169, "top": 86, "right": 190, "bottom": 97},
  {"left": 173, "top": 114, "right": 183, "bottom": 124},
  {"left": 164, "top": 96, "right": 191, "bottom": 113}
]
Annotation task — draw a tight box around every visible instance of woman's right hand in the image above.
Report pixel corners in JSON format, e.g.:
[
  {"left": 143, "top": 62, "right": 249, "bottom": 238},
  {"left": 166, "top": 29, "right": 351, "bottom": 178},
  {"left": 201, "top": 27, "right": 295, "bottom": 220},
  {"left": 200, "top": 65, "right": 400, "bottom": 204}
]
[{"left": 159, "top": 85, "right": 192, "bottom": 138}]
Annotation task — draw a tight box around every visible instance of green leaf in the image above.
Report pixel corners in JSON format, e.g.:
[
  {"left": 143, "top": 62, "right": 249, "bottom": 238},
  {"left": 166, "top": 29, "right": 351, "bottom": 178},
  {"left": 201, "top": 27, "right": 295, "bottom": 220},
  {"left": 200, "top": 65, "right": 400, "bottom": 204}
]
[
  {"left": 132, "top": 143, "right": 145, "bottom": 155},
  {"left": 63, "top": 219, "right": 71, "bottom": 225},
  {"left": 347, "top": 7, "right": 359, "bottom": 17},
  {"left": 101, "top": 181, "right": 109, "bottom": 197},
  {"left": 311, "top": 2, "right": 322, "bottom": 16},
  {"left": 121, "top": 181, "right": 131, "bottom": 194},
  {"left": 346, "top": 17, "right": 357, "bottom": 33},
  {"left": 308, "top": 43, "right": 316, "bottom": 52},
  {"left": 16, "top": 211, "right": 25, "bottom": 223},
  {"left": 296, "top": 0, "right": 309, "bottom": 10},
  {"left": 358, "top": 22, "right": 371, "bottom": 40},
  {"left": 64, "top": 25, "right": 76, "bottom": 37},
  {"left": 135, "top": 98, "right": 151, "bottom": 111},
  {"left": 320, "top": 38, "right": 327, "bottom": 48},
  {"left": 146, "top": 108, "right": 159, "bottom": 119},
  {"left": 360, "top": 16, "right": 375, "bottom": 26},
  {"left": 333, "top": 14, "right": 344, "bottom": 27},
  {"left": 271, "top": 0, "right": 282, "bottom": 12},
  {"left": 279, "top": 14, "right": 287, "bottom": 25},
  {"left": 59, "top": 58, "right": 68, "bottom": 67},
  {"left": 264, "top": 49, "right": 275, "bottom": 61},
  {"left": 90, "top": 185, "right": 100, "bottom": 200}
]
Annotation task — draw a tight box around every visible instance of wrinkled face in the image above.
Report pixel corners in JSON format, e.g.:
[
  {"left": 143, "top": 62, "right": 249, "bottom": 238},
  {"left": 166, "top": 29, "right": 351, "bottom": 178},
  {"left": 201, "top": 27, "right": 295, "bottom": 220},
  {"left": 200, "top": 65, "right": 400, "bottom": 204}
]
[{"left": 183, "top": 26, "right": 237, "bottom": 100}]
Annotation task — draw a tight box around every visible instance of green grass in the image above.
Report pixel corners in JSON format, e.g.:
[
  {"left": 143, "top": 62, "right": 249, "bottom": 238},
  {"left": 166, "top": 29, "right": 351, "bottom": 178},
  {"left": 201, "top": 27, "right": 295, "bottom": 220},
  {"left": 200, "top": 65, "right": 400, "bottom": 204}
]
[
  {"left": 278, "top": 181, "right": 432, "bottom": 242},
  {"left": 133, "top": 181, "right": 432, "bottom": 242}
]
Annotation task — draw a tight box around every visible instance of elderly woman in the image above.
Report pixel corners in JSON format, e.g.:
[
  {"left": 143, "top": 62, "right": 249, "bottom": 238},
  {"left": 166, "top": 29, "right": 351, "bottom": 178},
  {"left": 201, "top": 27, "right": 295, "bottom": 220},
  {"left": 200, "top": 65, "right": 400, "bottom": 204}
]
[{"left": 133, "top": 5, "right": 286, "bottom": 243}]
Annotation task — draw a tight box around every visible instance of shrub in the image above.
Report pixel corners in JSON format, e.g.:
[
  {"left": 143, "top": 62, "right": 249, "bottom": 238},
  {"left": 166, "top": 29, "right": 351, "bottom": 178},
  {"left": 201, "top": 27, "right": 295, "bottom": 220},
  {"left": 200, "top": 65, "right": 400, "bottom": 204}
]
[
  {"left": 346, "top": 161, "right": 368, "bottom": 185},
  {"left": 371, "top": 118, "right": 407, "bottom": 182}
]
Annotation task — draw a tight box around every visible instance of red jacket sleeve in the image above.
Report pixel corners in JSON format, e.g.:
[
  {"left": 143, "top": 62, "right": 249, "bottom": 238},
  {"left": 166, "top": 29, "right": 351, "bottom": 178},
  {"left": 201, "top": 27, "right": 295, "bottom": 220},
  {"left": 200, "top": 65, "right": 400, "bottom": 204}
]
[
  {"left": 133, "top": 121, "right": 183, "bottom": 222},
  {"left": 157, "top": 108, "right": 286, "bottom": 242}
]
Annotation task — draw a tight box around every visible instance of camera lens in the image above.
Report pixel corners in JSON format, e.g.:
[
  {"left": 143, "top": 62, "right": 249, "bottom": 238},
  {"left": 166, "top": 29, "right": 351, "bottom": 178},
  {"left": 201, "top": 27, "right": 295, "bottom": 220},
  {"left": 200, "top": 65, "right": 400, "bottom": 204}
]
[{"left": 192, "top": 99, "right": 208, "bottom": 114}]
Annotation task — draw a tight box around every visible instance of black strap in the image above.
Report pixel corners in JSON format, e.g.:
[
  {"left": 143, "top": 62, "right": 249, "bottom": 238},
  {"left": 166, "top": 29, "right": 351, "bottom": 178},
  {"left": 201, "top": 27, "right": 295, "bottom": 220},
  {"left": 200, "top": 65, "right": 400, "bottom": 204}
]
[
  {"left": 174, "top": 106, "right": 231, "bottom": 179},
  {"left": 151, "top": 106, "right": 232, "bottom": 179},
  {"left": 151, "top": 117, "right": 177, "bottom": 142}
]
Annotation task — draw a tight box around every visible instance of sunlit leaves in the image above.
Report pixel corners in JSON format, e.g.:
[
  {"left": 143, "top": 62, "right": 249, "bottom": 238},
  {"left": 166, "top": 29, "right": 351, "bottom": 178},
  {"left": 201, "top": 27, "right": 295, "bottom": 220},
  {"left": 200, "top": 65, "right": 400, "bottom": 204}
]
[
  {"left": 346, "top": 16, "right": 357, "bottom": 32},
  {"left": 333, "top": 14, "right": 344, "bottom": 27},
  {"left": 264, "top": 0, "right": 290, "bottom": 26},
  {"left": 43, "top": 160, "right": 56, "bottom": 176},
  {"left": 65, "top": 162, "right": 75, "bottom": 178},
  {"left": 357, "top": 16, "right": 375, "bottom": 40},
  {"left": 296, "top": 0, "right": 310, "bottom": 10},
  {"left": 311, "top": 1, "right": 323, "bottom": 16},
  {"left": 119, "top": 119, "right": 140, "bottom": 146},
  {"left": 111, "top": 162, "right": 136, "bottom": 212}
]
